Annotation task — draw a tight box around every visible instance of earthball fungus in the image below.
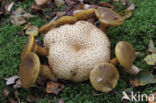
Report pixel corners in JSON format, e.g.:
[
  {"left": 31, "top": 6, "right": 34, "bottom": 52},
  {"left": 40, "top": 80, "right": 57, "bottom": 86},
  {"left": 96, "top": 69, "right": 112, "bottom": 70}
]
[{"left": 44, "top": 21, "right": 110, "bottom": 82}]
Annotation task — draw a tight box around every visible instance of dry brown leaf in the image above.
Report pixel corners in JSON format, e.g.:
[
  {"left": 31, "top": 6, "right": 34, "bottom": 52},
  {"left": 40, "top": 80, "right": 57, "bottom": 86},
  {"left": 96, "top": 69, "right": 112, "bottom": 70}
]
[
  {"left": 56, "top": 11, "right": 66, "bottom": 18},
  {"left": 130, "top": 71, "right": 156, "bottom": 87},
  {"left": 35, "top": 0, "right": 49, "bottom": 6},
  {"left": 13, "top": 79, "right": 22, "bottom": 89},
  {"left": 36, "top": 76, "right": 47, "bottom": 86},
  {"left": 27, "top": 94, "right": 38, "bottom": 102},
  {"left": 127, "top": 3, "right": 135, "bottom": 11},
  {"left": 5, "top": 2, "right": 14, "bottom": 14},
  {"left": 55, "top": 0, "right": 65, "bottom": 7},
  {"left": 31, "top": 4, "right": 43, "bottom": 11},
  {"left": 65, "top": 0, "right": 76, "bottom": 6},
  {"left": 25, "top": 25, "right": 39, "bottom": 36},
  {"left": 3, "top": 88, "right": 9, "bottom": 97},
  {"left": 11, "top": 8, "right": 34, "bottom": 25},
  {"left": 148, "top": 40, "right": 156, "bottom": 54},
  {"left": 144, "top": 54, "right": 156, "bottom": 66},
  {"left": 56, "top": 99, "right": 64, "bottom": 103},
  {"left": 73, "top": 2, "right": 84, "bottom": 11},
  {"left": 97, "top": 1, "right": 114, "bottom": 9},
  {"left": 46, "top": 82, "right": 65, "bottom": 95},
  {"left": 4, "top": 75, "right": 19, "bottom": 85},
  {"left": 9, "top": 98, "right": 17, "bottom": 103},
  {"left": 148, "top": 92, "right": 156, "bottom": 103},
  {"left": 123, "top": 0, "right": 128, "bottom": 6}
]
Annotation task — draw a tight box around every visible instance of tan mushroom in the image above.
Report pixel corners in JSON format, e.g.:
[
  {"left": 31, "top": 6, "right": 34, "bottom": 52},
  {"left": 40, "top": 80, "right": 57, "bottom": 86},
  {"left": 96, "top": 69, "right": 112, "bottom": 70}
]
[
  {"left": 44, "top": 21, "right": 110, "bottom": 82},
  {"left": 95, "top": 7, "right": 125, "bottom": 32},
  {"left": 110, "top": 41, "right": 139, "bottom": 74},
  {"left": 21, "top": 35, "right": 48, "bottom": 59},
  {"left": 19, "top": 52, "right": 56, "bottom": 88},
  {"left": 90, "top": 63, "right": 119, "bottom": 93}
]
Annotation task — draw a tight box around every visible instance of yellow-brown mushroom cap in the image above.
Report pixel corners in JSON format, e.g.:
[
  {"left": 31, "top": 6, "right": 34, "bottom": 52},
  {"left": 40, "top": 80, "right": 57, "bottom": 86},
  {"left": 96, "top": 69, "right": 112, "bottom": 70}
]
[
  {"left": 21, "top": 35, "right": 35, "bottom": 59},
  {"left": 115, "top": 41, "right": 136, "bottom": 70},
  {"left": 90, "top": 63, "right": 119, "bottom": 93},
  {"left": 44, "top": 21, "right": 110, "bottom": 82},
  {"left": 19, "top": 52, "right": 40, "bottom": 88},
  {"left": 95, "top": 7, "right": 125, "bottom": 26}
]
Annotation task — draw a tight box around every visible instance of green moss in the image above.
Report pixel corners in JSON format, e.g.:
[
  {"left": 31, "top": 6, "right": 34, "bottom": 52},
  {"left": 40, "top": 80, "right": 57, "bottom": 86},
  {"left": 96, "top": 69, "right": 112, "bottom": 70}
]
[{"left": 0, "top": 0, "right": 156, "bottom": 102}]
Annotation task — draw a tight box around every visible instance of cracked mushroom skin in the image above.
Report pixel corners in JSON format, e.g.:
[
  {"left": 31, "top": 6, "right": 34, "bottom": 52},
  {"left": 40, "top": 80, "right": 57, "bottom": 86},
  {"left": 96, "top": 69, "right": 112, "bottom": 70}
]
[{"left": 44, "top": 21, "right": 110, "bottom": 82}]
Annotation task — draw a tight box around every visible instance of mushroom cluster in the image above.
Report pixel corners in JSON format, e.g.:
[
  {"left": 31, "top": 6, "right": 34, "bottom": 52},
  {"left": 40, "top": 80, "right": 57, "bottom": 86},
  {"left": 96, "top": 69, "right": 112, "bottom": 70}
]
[{"left": 19, "top": 7, "right": 139, "bottom": 93}]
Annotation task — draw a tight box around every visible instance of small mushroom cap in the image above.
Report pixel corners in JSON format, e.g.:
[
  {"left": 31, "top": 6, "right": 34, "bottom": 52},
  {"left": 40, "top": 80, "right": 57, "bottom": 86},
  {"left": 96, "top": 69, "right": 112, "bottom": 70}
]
[
  {"left": 21, "top": 35, "right": 35, "bottom": 59},
  {"left": 115, "top": 41, "right": 136, "bottom": 70},
  {"left": 90, "top": 63, "right": 119, "bottom": 93},
  {"left": 95, "top": 7, "right": 125, "bottom": 26},
  {"left": 19, "top": 52, "right": 40, "bottom": 88}
]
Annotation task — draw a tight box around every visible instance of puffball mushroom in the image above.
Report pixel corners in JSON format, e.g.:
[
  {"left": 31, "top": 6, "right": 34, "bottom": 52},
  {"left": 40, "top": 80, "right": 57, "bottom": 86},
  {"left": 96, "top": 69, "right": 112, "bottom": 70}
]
[
  {"left": 19, "top": 52, "right": 56, "bottom": 88},
  {"left": 110, "top": 41, "right": 139, "bottom": 74},
  {"left": 44, "top": 21, "right": 110, "bottom": 82},
  {"left": 21, "top": 35, "right": 48, "bottom": 59},
  {"left": 95, "top": 7, "right": 125, "bottom": 33},
  {"left": 90, "top": 63, "right": 119, "bottom": 93}
]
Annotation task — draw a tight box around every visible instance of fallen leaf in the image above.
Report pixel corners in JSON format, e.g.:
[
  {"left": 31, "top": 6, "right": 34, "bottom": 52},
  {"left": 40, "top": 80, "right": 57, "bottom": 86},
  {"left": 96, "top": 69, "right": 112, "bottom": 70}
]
[
  {"left": 11, "top": 8, "right": 34, "bottom": 25},
  {"left": 148, "top": 40, "right": 156, "bottom": 54},
  {"left": 73, "top": 2, "right": 84, "bottom": 11},
  {"left": 36, "top": 76, "right": 47, "bottom": 86},
  {"left": 9, "top": 98, "right": 17, "bottom": 103},
  {"left": 119, "top": 9, "right": 133, "bottom": 19},
  {"left": 144, "top": 54, "right": 156, "bottom": 65},
  {"left": 27, "top": 94, "right": 38, "bottom": 102},
  {"left": 148, "top": 92, "right": 156, "bottom": 103},
  {"left": 122, "top": 0, "right": 128, "bottom": 6},
  {"left": 5, "top": 2, "right": 14, "bottom": 14},
  {"left": 56, "top": 11, "right": 66, "bottom": 18},
  {"left": 56, "top": 99, "right": 64, "bottom": 103},
  {"left": 65, "top": 0, "right": 76, "bottom": 6},
  {"left": 35, "top": 0, "right": 49, "bottom": 6},
  {"left": 31, "top": 4, "right": 43, "bottom": 11},
  {"left": 3, "top": 88, "right": 10, "bottom": 97},
  {"left": 4, "top": 75, "right": 19, "bottom": 85},
  {"left": 55, "top": 0, "right": 65, "bottom": 7},
  {"left": 46, "top": 82, "right": 65, "bottom": 95},
  {"left": 25, "top": 24, "right": 39, "bottom": 36},
  {"left": 127, "top": 3, "right": 135, "bottom": 11},
  {"left": 130, "top": 71, "right": 156, "bottom": 87},
  {"left": 113, "top": 0, "right": 120, "bottom": 1},
  {"left": 97, "top": 1, "right": 114, "bottom": 9},
  {"left": 13, "top": 79, "right": 22, "bottom": 89}
]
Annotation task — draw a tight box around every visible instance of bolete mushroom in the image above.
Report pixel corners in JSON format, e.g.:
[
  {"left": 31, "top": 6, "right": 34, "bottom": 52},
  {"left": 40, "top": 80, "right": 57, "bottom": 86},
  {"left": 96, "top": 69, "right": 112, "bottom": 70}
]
[
  {"left": 90, "top": 63, "right": 119, "bottom": 93},
  {"left": 95, "top": 7, "right": 125, "bottom": 33},
  {"left": 19, "top": 52, "right": 56, "bottom": 88},
  {"left": 110, "top": 41, "right": 139, "bottom": 74},
  {"left": 44, "top": 21, "right": 110, "bottom": 82},
  {"left": 21, "top": 35, "right": 48, "bottom": 59}
]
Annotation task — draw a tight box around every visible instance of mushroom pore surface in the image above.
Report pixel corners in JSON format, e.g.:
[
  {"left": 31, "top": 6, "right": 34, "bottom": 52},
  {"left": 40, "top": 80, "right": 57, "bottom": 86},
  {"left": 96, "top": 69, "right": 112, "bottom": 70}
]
[{"left": 44, "top": 21, "right": 110, "bottom": 82}]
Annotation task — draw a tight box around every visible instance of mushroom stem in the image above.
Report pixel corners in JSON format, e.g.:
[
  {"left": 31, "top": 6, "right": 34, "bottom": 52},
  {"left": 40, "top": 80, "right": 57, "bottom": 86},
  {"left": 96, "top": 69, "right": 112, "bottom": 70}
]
[
  {"left": 99, "top": 23, "right": 108, "bottom": 33},
  {"left": 21, "top": 36, "right": 49, "bottom": 59},
  {"left": 20, "top": 52, "right": 57, "bottom": 88},
  {"left": 110, "top": 58, "right": 118, "bottom": 66},
  {"left": 110, "top": 57, "right": 139, "bottom": 74},
  {"left": 34, "top": 44, "right": 49, "bottom": 57},
  {"left": 40, "top": 65, "right": 57, "bottom": 81}
]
